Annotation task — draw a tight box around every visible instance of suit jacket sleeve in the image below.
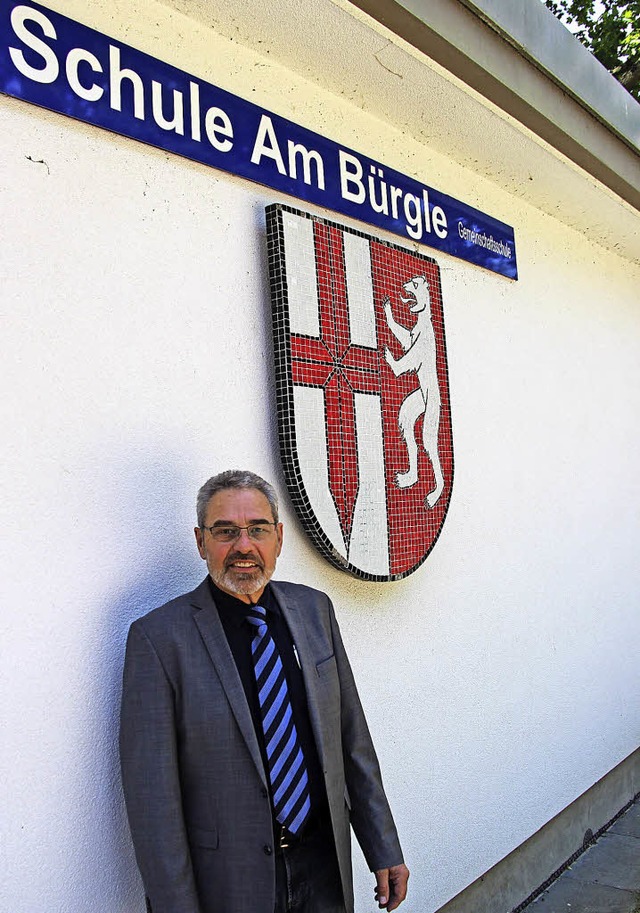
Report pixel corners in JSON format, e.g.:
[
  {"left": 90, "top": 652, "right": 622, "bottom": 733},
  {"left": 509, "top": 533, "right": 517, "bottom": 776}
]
[
  {"left": 120, "top": 621, "right": 202, "bottom": 913},
  {"left": 329, "top": 599, "right": 405, "bottom": 872}
]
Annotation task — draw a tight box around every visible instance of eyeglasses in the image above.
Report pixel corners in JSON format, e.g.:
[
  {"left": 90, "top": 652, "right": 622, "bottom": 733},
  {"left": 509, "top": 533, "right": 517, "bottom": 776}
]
[{"left": 203, "top": 523, "right": 277, "bottom": 543}]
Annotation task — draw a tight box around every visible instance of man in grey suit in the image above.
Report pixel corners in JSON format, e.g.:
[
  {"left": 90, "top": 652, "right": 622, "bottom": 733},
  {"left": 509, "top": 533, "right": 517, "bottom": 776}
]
[{"left": 120, "top": 470, "right": 409, "bottom": 913}]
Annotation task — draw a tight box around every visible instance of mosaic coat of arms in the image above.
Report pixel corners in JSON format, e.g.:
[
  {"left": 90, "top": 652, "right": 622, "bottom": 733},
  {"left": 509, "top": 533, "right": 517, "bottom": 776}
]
[{"left": 267, "top": 205, "right": 454, "bottom": 581}]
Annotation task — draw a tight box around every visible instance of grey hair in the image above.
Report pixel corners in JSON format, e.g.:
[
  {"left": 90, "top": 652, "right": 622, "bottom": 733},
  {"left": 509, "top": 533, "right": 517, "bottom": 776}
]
[{"left": 196, "top": 470, "right": 279, "bottom": 528}]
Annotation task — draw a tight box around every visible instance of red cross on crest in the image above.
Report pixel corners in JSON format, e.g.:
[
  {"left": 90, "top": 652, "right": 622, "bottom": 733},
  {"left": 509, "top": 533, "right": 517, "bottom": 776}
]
[{"left": 291, "top": 221, "right": 381, "bottom": 545}]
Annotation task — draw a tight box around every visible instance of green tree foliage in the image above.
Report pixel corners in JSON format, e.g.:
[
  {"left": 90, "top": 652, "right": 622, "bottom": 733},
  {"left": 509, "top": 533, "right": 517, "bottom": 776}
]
[{"left": 544, "top": 1, "right": 640, "bottom": 100}]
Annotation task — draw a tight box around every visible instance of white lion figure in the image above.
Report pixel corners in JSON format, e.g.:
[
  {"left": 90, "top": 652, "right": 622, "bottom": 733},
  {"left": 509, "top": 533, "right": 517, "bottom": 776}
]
[{"left": 383, "top": 275, "right": 444, "bottom": 509}]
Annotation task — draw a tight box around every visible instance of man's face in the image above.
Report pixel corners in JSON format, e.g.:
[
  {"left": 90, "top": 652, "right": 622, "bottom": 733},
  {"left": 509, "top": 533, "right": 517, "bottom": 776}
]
[{"left": 194, "top": 487, "right": 283, "bottom": 604}]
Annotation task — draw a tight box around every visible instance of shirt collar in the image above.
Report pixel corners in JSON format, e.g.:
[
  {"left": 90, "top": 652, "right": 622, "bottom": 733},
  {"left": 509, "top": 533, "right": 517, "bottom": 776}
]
[{"left": 209, "top": 578, "right": 278, "bottom": 628}]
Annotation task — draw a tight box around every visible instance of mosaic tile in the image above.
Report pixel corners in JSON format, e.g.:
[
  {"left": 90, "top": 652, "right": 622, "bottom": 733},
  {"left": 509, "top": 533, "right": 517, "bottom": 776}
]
[{"left": 267, "top": 204, "right": 454, "bottom": 581}]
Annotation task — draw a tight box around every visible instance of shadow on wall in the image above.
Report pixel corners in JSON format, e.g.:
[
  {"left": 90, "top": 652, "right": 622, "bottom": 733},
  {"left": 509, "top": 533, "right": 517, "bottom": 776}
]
[
  {"left": 71, "top": 453, "right": 202, "bottom": 912},
  {"left": 62, "top": 208, "right": 284, "bottom": 908}
]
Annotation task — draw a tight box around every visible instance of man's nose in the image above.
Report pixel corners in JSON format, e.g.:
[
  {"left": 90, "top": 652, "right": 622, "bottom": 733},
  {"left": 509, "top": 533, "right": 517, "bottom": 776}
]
[{"left": 235, "top": 528, "right": 254, "bottom": 549}]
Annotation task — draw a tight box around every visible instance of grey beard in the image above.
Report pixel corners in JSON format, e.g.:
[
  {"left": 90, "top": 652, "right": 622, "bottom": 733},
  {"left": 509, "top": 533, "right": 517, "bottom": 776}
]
[{"left": 211, "top": 565, "right": 269, "bottom": 597}]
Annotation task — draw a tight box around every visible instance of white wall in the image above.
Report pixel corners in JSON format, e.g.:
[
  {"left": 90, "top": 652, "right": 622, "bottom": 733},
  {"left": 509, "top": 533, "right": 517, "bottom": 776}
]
[{"left": 2, "top": 1, "right": 639, "bottom": 911}]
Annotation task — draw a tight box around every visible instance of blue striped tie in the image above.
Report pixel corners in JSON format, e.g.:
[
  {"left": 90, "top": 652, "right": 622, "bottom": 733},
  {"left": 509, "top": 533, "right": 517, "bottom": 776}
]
[{"left": 246, "top": 606, "right": 311, "bottom": 835}]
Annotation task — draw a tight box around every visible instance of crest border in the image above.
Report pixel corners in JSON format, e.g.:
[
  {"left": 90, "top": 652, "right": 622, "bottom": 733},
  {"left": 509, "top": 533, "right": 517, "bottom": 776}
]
[{"left": 267, "top": 203, "right": 455, "bottom": 581}]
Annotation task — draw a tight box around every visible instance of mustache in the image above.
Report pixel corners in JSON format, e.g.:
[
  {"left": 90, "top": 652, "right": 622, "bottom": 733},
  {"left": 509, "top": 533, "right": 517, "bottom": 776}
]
[{"left": 225, "top": 551, "right": 264, "bottom": 569}]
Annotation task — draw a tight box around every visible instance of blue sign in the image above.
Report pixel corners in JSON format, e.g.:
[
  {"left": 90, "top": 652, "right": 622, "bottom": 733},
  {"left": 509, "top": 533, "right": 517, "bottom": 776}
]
[{"left": 0, "top": 1, "right": 517, "bottom": 278}]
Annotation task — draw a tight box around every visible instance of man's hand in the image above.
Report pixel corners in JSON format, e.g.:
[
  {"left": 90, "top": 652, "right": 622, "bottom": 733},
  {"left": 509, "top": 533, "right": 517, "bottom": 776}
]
[{"left": 374, "top": 863, "right": 410, "bottom": 911}]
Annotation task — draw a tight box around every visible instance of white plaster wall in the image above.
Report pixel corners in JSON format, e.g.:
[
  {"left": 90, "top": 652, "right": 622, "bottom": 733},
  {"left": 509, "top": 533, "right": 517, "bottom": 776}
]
[{"left": 1, "top": 1, "right": 639, "bottom": 912}]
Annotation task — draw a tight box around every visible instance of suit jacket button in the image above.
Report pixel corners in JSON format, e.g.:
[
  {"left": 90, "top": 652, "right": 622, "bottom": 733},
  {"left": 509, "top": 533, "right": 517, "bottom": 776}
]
[{"left": 263, "top": 845, "right": 273, "bottom": 855}]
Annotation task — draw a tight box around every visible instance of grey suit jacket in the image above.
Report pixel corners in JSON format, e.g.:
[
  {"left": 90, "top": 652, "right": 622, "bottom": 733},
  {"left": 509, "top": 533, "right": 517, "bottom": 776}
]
[{"left": 120, "top": 578, "right": 403, "bottom": 913}]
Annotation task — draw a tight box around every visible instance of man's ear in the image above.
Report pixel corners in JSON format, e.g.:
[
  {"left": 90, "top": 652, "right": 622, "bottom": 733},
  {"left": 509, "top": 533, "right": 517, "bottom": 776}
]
[
  {"left": 194, "top": 526, "right": 206, "bottom": 559},
  {"left": 275, "top": 522, "right": 284, "bottom": 557}
]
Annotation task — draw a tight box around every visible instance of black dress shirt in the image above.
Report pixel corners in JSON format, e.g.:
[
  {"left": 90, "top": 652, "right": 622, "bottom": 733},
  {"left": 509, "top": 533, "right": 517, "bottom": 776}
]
[{"left": 210, "top": 579, "right": 328, "bottom": 829}]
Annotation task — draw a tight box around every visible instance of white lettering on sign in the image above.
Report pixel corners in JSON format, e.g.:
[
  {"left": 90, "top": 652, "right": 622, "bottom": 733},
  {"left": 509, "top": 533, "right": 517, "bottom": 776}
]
[
  {"left": 65, "top": 48, "right": 103, "bottom": 102},
  {"left": 204, "top": 106, "right": 234, "bottom": 151},
  {"left": 288, "top": 141, "right": 325, "bottom": 190},
  {"left": 251, "top": 114, "right": 287, "bottom": 174},
  {"left": 9, "top": 6, "right": 58, "bottom": 82},
  {"left": 338, "top": 150, "right": 448, "bottom": 241},
  {"left": 251, "top": 115, "right": 325, "bottom": 189},
  {"left": 109, "top": 45, "right": 145, "bottom": 120},
  {"left": 458, "top": 221, "right": 512, "bottom": 258},
  {"left": 8, "top": 5, "right": 235, "bottom": 150},
  {"left": 339, "top": 151, "right": 366, "bottom": 203},
  {"left": 2, "top": 1, "right": 519, "bottom": 273},
  {"left": 151, "top": 79, "right": 184, "bottom": 135}
]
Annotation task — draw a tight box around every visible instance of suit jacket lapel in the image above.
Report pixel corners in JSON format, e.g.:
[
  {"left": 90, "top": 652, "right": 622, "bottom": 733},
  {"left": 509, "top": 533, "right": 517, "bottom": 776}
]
[
  {"left": 190, "top": 578, "right": 267, "bottom": 789},
  {"left": 272, "top": 584, "right": 329, "bottom": 772}
]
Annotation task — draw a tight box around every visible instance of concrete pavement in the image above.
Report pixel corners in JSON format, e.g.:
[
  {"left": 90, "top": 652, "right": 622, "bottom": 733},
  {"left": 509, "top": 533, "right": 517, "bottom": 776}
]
[{"left": 530, "top": 800, "right": 640, "bottom": 913}]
